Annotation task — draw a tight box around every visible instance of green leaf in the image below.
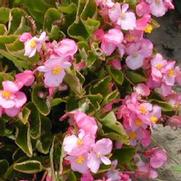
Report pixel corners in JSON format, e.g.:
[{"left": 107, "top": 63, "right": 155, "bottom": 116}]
[
  {"left": 126, "top": 71, "right": 146, "bottom": 84},
  {"left": 0, "top": 160, "right": 9, "bottom": 176},
  {"left": 49, "top": 25, "right": 65, "bottom": 40},
  {"left": 36, "top": 116, "right": 53, "bottom": 154},
  {"left": 0, "top": 24, "right": 7, "bottom": 35},
  {"left": 90, "top": 76, "right": 112, "bottom": 96},
  {"left": 0, "top": 8, "right": 10, "bottom": 24},
  {"left": 0, "top": 49, "right": 30, "bottom": 70},
  {"left": 51, "top": 98, "right": 66, "bottom": 107},
  {"left": 17, "top": 0, "right": 52, "bottom": 26},
  {"left": 15, "top": 123, "right": 32, "bottom": 157},
  {"left": 68, "top": 20, "right": 89, "bottom": 40},
  {"left": 58, "top": 3, "right": 77, "bottom": 14},
  {"left": 83, "top": 18, "right": 100, "bottom": 35},
  {"left": 100, "top": 111, "right": 129, "bottom": 144},
  {"left": 0, "top": 35, "right": 17, "bottom": 44},
  {"left": 150, "top": 99, "right": 173, "bottom": 112},
  {"left": 67, "top": 171, "right": 77, "bottom": 181},
  {"left": 64, "top": 68, "right": 85, "bottom": 97},
  {"left": 9, "top": 8, "right": 27, "bottom": 34},
  {"left": 44, "top": 8, "right": 61, "bottom": 32},
  {"left": 112, "top": 147, "right": 136, "bottom": 167},
  {"left": 107, "top": 66, "right": 124, "bottom": 85},
  {"left": 26, "top": 103, "right": 41, "bottom": 139},
  {"left": 102, "top": 89, "right": 120, "bottom": 105},
  {"left": 80, "top": 0, "right": 97, "bottom": 20},
  {"left": 18, "top": 107, "right": 31, "bottom": 125},
  {"left": 13, "top": 160, "right": 43, "bottom": 174},
  {"left": 32, "top": 84, "right": 51, "bottom": 116}
]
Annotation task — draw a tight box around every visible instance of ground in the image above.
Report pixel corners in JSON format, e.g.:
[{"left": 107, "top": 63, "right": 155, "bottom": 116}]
[{"left": 148, "top": 11, "right": 181, "bottom": 181}]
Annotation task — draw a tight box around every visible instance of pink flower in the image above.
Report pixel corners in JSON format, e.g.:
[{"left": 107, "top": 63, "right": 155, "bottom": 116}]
[
  {"left": 175, "top": 66, "right": 181, "bottom": 85},
  {"left": 19, "top": 32, "right": 32, "bottom": 42},
  {"left": 66, "top": 154, "right": 89, "bottom": 174},
  {"left": 144, "top": 147, "right": 167, "bottom": 169},
  {"left": 146, "top": 0, "right": 174, "bottom": 17},
  {"left": 37, "top": 57, "right": 71, "bottom": 88},
  {"left": 71, "top": 111, "right": 98, "bottom": 138},
  {"left": 136, "top": 161, "right": 158, "bottom": 179},
  {"left": 136, "top": 2, "right": 151, "bottom": 17},
  {"left": 15, "top": 70, "right": 34, "bottom": 89},
  {"left": 96, "top": 0, "right": 114, "bottom": 8},
  {"left": 109, "top": 3, "right": 136, "bottom": 30},
  {"left": 134, "top": 83, "right": 150, "bottom": 97},
  {"left": 81, "top": 172, "right": 94, "bottom": 181},
  {"left": 87, "top": 138, "right": 112, "bottom": 173},
  {"left": 53, "top": 39, "right": 78, "bottom": 59},
  {"left": 63, "top": 130, "right": 94, "bottom": 156},
  {"left": 126, "top": 39, "right": 153, "bottom": 70},
  {"left": 22, "top": 32, "right": 47, "bottom": 58},
  {"left": 100, "top": 28, "right": 124, "bottom": 56},
  {"left": 0, "top": 81, "right": 27, "bottom": 117},
  {"left": 162, "top": 61, "right": 176, "bottom": 86},
  {"left": 151, "top": 53, "right": 167, "bottom": 82},
  {"left": 168, "top": 116, "right": 181, "bottom": 128}
]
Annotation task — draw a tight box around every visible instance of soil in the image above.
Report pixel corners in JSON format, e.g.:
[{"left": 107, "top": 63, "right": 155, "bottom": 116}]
[{"left": 148, "top": 11, "right": 181, "bottom": 181}]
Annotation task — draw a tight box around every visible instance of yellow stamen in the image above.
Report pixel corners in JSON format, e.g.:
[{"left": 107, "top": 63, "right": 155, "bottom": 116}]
[
  {"left": 139, "top": 105, "right": 148, "bottom": 115},
  {"left": 30, "top": 39, "right": 37, "bottom": 48},
  {"left": 77, "top": 138, "right": 83, "bottom": 146},
  {"left": 2, "top": 91, "right": 11, "bottom": 100},
  {"left": 51, "top": 66, "right": 62, "bottom": 75},
  {"left": 135, "top": 119, "right": 143, "bottom": 127},
  {"left": 129, "top": 131, "right": 137, "bottom": 140},
  {"left": 156, "top": 63, "right": 163, "bottom": 70},
  {"left": 150, "top": 116, "right": 158, "bottom": 123},
  {"left": 144, "top": 24, "right": 153, "bottom": 34},
  {"left": 168, "top": 69, "right": 175, "bottom": 77},
  {"left": 76, "top": 155, "right": 85, "bottom": 165}
]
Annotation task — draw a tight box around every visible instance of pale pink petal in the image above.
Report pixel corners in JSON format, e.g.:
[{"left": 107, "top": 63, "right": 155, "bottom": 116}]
[
  {"left": 87, "top": 152, "right": 101, "bottom": 173},
  {"left": 3, "top": 81, "right": 19, "bottom": 93},
  {"left": 126, "top": 54, "right": 144, "bottom": 70},
  {"left": 63, "top": 135, "right": 78, "bottom": 154},
  {"left": 0, "top": 95, "right": 15, "bottom": 108},
  {"left": 101, "top": 41, "right": 116, "bottom": 56},
  {"left": 5, "top": 107, "right": 20, "bottom": 117},
  {"left": 14, "top": 92, "right": 27, "bottom": 108},
  {"left": 94, "top": 138, "right": 112, "bottom": 155},
  {"left": 100, "top": 156, "right": 111, "bottom": 165},
  {"left": 44, "top": 71, "right": 65, "bottom": 88}
]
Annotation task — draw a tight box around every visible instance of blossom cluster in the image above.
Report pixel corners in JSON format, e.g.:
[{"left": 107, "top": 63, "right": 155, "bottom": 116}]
[{"left": 1, "top": 0, "right": 181, "bottom": 180}]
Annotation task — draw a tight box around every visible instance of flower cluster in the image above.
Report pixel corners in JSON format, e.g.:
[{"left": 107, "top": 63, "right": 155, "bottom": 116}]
[
  {"left": 0, "top": 71, "right": 34, "bottom": 117},
  {"left": 0, "top": 0, "right": 180, "bottom": 180},
  {"left": 62, "top": 111, "right": 113, "bottom": 174}
]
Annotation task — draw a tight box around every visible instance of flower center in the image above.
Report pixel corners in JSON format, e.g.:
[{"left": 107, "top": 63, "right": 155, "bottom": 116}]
[
  {"left": 135, "top": 119, "right": 143, "bottom": 127},
  {"left": 30, "top": 39, "right": 37, "bottom": 48},
  {"left": 155, "top": 63, "right": 163, "bottom": 70},
  {"left": 139, "top": 105, "right": 148, "bottom": 115},
  {"left": 77, "top": 138, "right": 83, "bottom": 146},
  {"left": 168, "top": 69, "right": 175, "bottom": 77},
  {"left": 129, "top": 131, "right": 137, "bottom": 140},
  {"left": 2, "top": 91, "right": 11, "bottom": 100},
  {"left": 76, "top": 155, "right": 85, "bottom": 165},
  {"left": 150, "top": 116, "right": 158, "bottom": 123},
  {"left": 51, "top": 66, "right": 62, "bottom": 75},
  {"left": 144, "top": 24, "right": 153, "bottom": 34}
]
